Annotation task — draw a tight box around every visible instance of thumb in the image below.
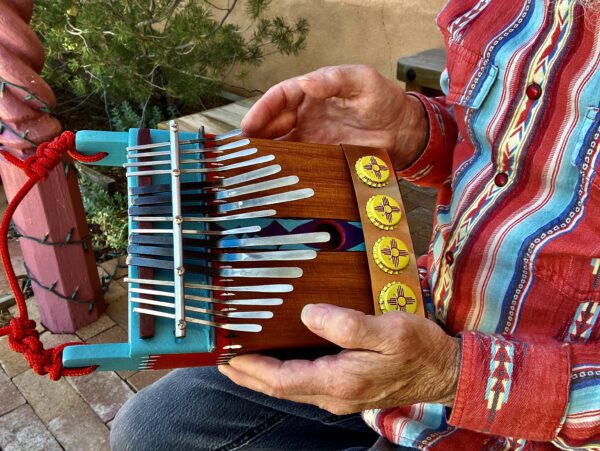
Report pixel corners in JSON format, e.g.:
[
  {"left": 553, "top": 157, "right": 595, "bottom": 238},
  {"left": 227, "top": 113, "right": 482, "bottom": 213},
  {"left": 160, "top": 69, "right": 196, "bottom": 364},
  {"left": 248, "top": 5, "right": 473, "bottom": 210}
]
[
  {"left": 301, "top": 303, "right": 387, "bottom": 351},
  {"left": 298, "top": 65, "right": 379, "bottom": 100}
]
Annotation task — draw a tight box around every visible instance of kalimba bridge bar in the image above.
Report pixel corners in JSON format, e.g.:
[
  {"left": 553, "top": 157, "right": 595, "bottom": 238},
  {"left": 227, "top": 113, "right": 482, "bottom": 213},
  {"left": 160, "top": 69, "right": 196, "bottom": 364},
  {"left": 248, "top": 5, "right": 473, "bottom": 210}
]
[{"left": 63, "top": 122, "right": 424, "bottom": 371}]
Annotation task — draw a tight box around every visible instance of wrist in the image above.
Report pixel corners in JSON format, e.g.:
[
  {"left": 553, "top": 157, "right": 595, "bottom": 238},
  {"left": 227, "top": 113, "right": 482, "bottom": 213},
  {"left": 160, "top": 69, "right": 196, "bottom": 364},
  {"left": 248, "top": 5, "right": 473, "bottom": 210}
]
[
  {"left": 438, "top": 336, "right": 461, "bottom": 407},
  {"left": 391, "top": 94, "right": 430, "bottom": 171}
]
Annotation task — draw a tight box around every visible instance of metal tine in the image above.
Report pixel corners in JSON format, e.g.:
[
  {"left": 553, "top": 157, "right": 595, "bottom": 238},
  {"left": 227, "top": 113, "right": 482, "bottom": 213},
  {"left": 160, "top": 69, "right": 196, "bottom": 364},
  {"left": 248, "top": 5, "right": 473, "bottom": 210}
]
[
  {"left": 132, "top": 209, "right": 276, "bottom": 223},
  {"left": 127, "top": 255, "right": 304, "bottom": 278},
  {"left": 129, "top": 165, "right": 282, "bottom": 196},
  {"left": 128, "top": 188, "right": 314, "bottom": 216},
  {"left": 130, "top": 297, "right": 273, "bottom": 319},
  {"left": 128, "top": 231, "right": 331, "bottom": 249},
  {"left": 220, "top": 188, "right": 313, "bottom": 213},
  {"left": 126, "top": 155, "right": 275, "bottom": 177},
  {"left": 130, "top": 225, "right": 261, "bottom": 236},
  {"left": 124, "top": 277, "right": 294, "bottom": 293},
  {"left": 131, "top": 176, "right": 300, "bottom": 206},
  {"left": 129, "top": 249, "right": 316, "bottom": 263},
  {"left": 216, "top": 249, "right": 317, "bottom": 262},
  {"left": 129, "top": 287, "right": 284, "bottom": 306},
  {"left": 123, "top": 148, "right": 257, "bottom": 168},
  {"left": 133, "top": 307, "right": 262, "bottom": 332},
  {"left": 129, "top": 245, "right": 315, "bottom": 263},
  {"left": 127, "top": 138, "right": 251, "bottom": 158},
  {"left": 126, "top": 128, "right": 243, "bottom": 152}
]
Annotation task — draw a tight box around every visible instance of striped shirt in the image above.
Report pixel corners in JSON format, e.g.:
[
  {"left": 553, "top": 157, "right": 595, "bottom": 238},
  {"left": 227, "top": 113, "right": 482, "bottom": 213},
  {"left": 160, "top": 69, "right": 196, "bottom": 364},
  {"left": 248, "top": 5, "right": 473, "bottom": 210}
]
[{"left": 363, "top": 1, "right": 600, "bottom": 448}]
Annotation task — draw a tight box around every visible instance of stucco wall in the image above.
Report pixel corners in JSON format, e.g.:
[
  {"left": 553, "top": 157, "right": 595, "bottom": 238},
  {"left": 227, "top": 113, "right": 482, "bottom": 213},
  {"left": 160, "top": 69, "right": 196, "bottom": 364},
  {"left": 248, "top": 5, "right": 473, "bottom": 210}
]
[{"left": 225, "top": 0, "right": 446, "bottom": 92}]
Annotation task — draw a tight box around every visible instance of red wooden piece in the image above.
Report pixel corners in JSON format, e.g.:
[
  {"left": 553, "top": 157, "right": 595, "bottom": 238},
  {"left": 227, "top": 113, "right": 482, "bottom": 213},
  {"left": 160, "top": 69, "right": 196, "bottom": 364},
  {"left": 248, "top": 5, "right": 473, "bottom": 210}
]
[{"left": 0, "top": 0, "right": 105, "bottom": 332}]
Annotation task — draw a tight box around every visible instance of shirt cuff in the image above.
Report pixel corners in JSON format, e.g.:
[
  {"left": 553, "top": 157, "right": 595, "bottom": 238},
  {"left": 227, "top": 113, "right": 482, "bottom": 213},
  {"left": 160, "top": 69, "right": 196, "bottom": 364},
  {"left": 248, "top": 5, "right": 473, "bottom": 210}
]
[
  {"left": 448, "top": 331, "right": 570, "bottom": 441},
  {"left": 397, "top": 93, "right": 456, "bottom": 188}
]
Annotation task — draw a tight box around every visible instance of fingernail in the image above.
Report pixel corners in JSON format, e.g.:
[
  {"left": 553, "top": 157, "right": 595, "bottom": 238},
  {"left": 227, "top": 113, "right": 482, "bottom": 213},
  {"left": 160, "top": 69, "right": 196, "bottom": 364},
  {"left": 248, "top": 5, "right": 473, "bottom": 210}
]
[{"left": 301, "top": 304, "right": 327, "bottom": 330}]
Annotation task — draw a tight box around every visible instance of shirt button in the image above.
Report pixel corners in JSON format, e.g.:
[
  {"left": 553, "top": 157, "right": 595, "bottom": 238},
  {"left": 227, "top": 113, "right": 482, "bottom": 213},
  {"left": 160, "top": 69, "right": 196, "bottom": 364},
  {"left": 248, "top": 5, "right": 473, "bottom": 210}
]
[
  {"left": 445, "top": 251, "right": 454, "bottom": 265},
  {"left": 495, "top": 172, "right": 509, "bottom": 187},
  {"left": 526, "top": 83, "right": 542, "bottom": 100}
]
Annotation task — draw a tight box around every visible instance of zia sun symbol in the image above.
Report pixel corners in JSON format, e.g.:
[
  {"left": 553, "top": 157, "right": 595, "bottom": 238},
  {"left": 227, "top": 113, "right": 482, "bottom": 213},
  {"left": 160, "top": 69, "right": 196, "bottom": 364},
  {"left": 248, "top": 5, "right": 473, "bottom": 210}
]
[
  {"left": 381, "top": 239, "right": 409, "bottom": 267},
  {"left": 387, "top": 285, "right": 416, "bottom": 312},
  {"left": 364, "top": 157, "right": 389, "bottom": 180},
  {"left": 374, "top": 196, "right": 401, "bottom": 223}
]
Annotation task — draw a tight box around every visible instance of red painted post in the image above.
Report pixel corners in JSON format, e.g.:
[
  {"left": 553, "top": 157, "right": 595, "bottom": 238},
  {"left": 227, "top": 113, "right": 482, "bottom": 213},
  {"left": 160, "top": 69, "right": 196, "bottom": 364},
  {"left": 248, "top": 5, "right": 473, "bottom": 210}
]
[{"left": 0, "top": 0, "right": 105, "bottom": 332}]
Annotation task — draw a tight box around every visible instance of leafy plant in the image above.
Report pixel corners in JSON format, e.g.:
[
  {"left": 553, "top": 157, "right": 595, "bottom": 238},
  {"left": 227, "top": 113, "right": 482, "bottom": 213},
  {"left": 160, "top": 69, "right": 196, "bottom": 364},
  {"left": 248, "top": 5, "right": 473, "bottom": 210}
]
[
  {"left": 79, "top": 176, "right": 128, "bottom": 252},
  {"left": 111, "top": 101, "right": 172, "bottom": 131},
  {"left": 32, "top": 0, "right": 309, "bottom": 127}
]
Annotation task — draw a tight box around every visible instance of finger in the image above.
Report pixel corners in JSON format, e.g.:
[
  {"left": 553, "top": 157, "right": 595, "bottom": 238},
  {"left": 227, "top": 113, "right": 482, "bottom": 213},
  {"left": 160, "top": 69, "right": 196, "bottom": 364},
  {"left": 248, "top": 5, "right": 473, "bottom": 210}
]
[
  {"left": 227, "top": 354, "right": 341, "bottom": 398},
  {"left": 301, "top": 304, "right": 391, "bottom": 351},
  {"left": 219, "top": 365, "right": 361, "bottom": 414},
  {"left": 297, "top": 65, "right": 380, "bottom": 100},
  {"left": 219, "top": 364, "right": 273, "bottom": 394},
  {"left": 246, "top": 110, "right": 298, "bottom": 140},
  {"left": 241, "top": 79, "right": 305, "bottom": 134}
]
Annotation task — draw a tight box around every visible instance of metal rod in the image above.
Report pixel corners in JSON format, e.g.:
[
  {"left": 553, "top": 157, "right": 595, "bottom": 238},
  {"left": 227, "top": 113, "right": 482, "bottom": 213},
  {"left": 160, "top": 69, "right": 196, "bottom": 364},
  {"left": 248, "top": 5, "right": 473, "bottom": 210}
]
[
  {"left": 129, "top": 249, "right": 316, "bottom": 262},
  {"left": 131, "top": 176, "right": 300, "bottom": 206},
  {"left": 128, "top": 231, "right": 331, "bottom": 249},
  {"left": 169, "top": 120, "right": 186, "bottom": 338},
  {"left": 130, "top": 297, "right": 273, "bottom": 319},
  {"left": 129, "top": 287, "right": 284, "bottom": 306},
  {"left": 123, "top": 148, "right": 257, "bottom": 168},
  {"left": 126, "top": 155, "right": 275, "bottom": 177},
  {"left": 130, "top": 225, "right": 261, "bottom": 236},
  {"left": 127, "top": 255, "right": 303, "bottom": 278},
  {"left": 133, "top": 307, "right": 262, "bottom": 332},
  {"left": 129, "top": 188, "right": 314, "bottom": 216},
  {"left": 127, "top": 138, "right": 251, "bottom": 158},
  {"left": 132, "top": 209, "right": 276, "bottom": 223},
  {"left": 128, "top": 165, "right": 282, "bottom": 196},
  {"left": 124, "top": 277, "right": 294, "bottom": 293},
  {"left": 126, "top": 129, "right": 243, "bottom": 151}
]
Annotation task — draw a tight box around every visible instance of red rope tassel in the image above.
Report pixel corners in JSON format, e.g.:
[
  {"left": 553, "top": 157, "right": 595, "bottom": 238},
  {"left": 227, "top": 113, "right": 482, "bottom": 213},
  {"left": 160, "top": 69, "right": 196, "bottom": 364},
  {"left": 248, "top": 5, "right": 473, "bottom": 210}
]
[{"left": 0, "top": 131, "right": 107, "bottom": 380}]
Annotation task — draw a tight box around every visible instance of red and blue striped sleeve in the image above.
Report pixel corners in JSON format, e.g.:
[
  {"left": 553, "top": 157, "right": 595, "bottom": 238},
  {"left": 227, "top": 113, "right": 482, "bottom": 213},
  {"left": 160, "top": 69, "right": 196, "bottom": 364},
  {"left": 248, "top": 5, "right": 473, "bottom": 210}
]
[{"left": 396, "top": 93, "right": 458, "bottom": 190}]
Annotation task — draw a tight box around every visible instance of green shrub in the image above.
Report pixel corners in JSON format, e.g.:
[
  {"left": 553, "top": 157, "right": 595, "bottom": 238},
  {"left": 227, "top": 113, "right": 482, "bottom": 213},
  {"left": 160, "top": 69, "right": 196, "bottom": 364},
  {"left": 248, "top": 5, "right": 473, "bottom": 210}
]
[
  {"left": 32, "top": 0, "right": 309, "bottom": 126},
  {"left": 79, "top": 175, "right": 128, "bottom": 252}
]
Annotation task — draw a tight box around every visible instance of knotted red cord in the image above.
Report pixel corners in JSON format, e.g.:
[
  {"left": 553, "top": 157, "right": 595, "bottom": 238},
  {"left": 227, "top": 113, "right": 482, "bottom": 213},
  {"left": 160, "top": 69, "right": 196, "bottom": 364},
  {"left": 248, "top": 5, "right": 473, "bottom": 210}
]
[{"left": 0, "top": 131, "right": 107, "bottom": 380}]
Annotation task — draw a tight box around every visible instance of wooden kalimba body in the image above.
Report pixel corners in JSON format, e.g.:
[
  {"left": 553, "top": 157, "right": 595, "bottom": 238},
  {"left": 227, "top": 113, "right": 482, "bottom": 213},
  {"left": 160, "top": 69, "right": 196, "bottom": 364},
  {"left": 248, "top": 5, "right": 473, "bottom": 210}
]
[{"left": 63, "top": 123, "right": 424, "bottom": 371}]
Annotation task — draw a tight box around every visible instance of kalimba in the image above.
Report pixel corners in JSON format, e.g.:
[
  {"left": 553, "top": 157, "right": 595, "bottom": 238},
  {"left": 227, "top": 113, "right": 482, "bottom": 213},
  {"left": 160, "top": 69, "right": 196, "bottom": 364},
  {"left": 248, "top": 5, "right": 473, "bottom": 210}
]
[{"left": 63, "top": 122, "right": 425, "bottom": 371}]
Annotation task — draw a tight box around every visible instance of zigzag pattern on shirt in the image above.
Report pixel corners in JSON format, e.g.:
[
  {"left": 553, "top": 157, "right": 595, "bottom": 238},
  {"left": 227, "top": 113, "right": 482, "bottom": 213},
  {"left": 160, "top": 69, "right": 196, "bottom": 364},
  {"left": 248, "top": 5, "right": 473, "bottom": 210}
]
[
  {"left": 448, "top": 0, "right": 493, "bottom": 44},
  {"left": 433, "top": 0, "right": 577, "bottom": 324},
  {"left": 502, "top": 103, "right": 600, "bottom": 335},
  {"left": 567, "top": 302, "right": 600, "bottom": 343}
]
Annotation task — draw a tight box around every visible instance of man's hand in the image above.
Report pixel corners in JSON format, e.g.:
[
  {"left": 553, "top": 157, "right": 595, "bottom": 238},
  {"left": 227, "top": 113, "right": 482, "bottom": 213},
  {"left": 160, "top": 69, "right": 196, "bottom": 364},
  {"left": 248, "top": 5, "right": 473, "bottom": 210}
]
[
  {"left": 219, "top": 304, "right": 460, "bottom": 415},
  {"left": 241, "top": 65, "right": 428, "bottom": 170}
]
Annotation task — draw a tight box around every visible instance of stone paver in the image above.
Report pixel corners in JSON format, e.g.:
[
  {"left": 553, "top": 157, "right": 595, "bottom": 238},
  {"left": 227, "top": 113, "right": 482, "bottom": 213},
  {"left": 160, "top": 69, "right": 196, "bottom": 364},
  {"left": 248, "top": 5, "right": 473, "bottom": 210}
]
[
  {"left": 13, "top": 369, "right": 86, "bottom": 424},
  {"left": 99, "top": 256, "right": 128, "bottom": 281},
  {"left": 87, "top": 324, "right": 128, "bottom": 345},
  {"left": 47, "top": 403, "right": 110, "bottom": 451},
  {"left": 0, "top": 336, "right": 30, "bottom": 378},
  {"left": 126, "top": 369, "right": 171, "bottom": 392},
  {"left": 0, "top": 404, "right": 61, "bottom": 451},
  {"left": 104, "top": 280, "right": 128, "bottom": 306},
  {"left": 13, "top": 369, "right": 110, "bottom": 450},
  {"left": 40, "top": 331, "right": 82, "bottom": 348},
  {"left": 105, "top": 286, "right": 128, "bottom": 329},
  {"left": 76, "top": 313, "right": 116, "bottom": 341},
  {"left": 68, "top": 370, "right": 134, "bottom": 423},
  {"left": 0, "top": 368, "right": 25, "bottom": 416}
]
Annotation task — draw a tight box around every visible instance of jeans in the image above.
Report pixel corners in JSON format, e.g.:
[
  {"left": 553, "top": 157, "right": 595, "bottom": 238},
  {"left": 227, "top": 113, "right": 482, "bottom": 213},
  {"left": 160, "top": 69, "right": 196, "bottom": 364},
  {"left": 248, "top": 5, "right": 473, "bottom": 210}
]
[{"left": 110, "top": 366, "right": 409, "bottom": 450}]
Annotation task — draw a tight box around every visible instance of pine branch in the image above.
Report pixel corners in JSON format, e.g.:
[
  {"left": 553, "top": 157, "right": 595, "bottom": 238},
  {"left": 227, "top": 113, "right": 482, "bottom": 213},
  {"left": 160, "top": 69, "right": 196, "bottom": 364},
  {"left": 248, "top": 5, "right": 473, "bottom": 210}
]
[{"left": 136, "top": 0, "right": 184, "bottom": 28}]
